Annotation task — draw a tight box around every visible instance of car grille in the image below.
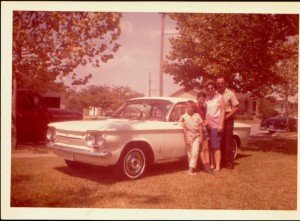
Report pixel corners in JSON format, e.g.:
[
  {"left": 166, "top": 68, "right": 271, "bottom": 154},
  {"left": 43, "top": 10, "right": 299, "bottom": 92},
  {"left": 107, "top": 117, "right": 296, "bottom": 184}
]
[{"left": 55, "top": 130, "right": 87, "bottom": 147}]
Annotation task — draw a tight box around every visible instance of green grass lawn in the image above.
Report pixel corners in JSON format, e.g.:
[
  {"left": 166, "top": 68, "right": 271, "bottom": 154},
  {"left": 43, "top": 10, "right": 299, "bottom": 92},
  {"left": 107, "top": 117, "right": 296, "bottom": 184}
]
[{"left": 9, "top": 136, "right": 297, "bottom": 212}]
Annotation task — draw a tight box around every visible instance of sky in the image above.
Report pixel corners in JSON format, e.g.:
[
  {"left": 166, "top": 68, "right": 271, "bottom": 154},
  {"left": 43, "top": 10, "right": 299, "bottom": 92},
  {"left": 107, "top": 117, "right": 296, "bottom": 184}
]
[{"left": 71, "top": 12, "right": 181, "bottom": 96}]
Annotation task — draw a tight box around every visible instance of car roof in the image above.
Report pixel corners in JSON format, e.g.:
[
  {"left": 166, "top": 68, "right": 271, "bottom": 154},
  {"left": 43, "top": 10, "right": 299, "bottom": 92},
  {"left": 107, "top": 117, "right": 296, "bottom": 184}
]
[{"left": 129, "top": 96, "right": 196, "bottom": 103}]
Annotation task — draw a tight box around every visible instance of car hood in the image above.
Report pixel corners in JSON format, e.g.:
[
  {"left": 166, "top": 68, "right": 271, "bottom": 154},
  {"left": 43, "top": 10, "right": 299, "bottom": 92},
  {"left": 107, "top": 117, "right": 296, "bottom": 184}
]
[{"left": 48, "top": 118, "right": 180, "bottom": 132}]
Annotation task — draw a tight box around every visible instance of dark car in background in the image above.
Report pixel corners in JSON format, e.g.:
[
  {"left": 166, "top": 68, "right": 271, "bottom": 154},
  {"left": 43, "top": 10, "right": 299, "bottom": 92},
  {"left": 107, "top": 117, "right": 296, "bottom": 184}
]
[
  {"left": 16, "top": 89, "right": 83, "bottom": 143},
  {"left": 260, "top": 115, "right": 298, "bottom": 133}
]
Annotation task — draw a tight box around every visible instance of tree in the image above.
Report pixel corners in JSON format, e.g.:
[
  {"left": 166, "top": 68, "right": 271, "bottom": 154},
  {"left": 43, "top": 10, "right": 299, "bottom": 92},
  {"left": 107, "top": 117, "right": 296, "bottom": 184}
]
[
  {"left": 79, "top": 85, "right": 113, "bottom": 115},
  {"left": 71, "top": 85, "right": 144, "bottom": 115},
  {"left": 13, "top": 11, "right": 122, "bottom": 92},
  {"left": 65, "top": 88, "right": 83, "bottom": 111},
  {"left": 258, "top": 98, "right": 278, "bottom": 120},
  {"left": 65, "top": 96, "right": 83, "bottom": 112},
  {"left": 66, "top": 85, "right": 144, "bottom": 116},
  {"left": 12, "top": 11, "right": 122, "bottom": 148},
  {"left": 110, "top": 85, "right": 144, "bottom": 111},
  {"left": 164, "top": 13, "right": 298, "bottom": 97},
  {"left": 271, "top": 37, "right": 298, "bottom": 117}
]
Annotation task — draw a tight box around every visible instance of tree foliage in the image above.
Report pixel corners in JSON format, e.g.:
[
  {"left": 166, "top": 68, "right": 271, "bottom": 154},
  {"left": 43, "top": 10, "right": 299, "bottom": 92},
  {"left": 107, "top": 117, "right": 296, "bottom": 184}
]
[
  {"left": 65, "top": 96, "right": 83, "bottom": 112},
  {"left": 110, "top": 85, "right": 145, "bottom": 111},
  {"left": 270, "top": 37, "right": 298, "bottom": 116},
  {"left": 12, "top": 11, "right": 121, "bottom": 149},
  {"left": 258, "top": 98, "right": 278, "bottom": 120},
  {"left": 164, "top": 13, "right": 298, "bottom": 97},
  {"left": 65, "top": 85, "right": 144, "bottom": 114},
  {"left": 79, "top": 85, "right": 112, "bottom": 112},
  {"left": 13, "top": 11, "right": 122, "bottom": 93}
]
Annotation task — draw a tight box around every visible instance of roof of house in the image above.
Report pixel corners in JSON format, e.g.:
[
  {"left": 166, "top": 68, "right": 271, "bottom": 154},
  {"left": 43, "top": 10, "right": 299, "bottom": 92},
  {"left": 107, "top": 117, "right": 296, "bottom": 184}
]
[{"left": 169, "top": 88, "right": 203, "bottom": 99}]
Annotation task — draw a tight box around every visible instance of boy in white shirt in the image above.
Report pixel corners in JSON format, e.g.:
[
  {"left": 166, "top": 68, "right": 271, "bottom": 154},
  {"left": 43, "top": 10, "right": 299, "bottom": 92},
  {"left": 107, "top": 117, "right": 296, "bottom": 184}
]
[{"left": 179, "top": 100, "right": 203, "bottom": 175}]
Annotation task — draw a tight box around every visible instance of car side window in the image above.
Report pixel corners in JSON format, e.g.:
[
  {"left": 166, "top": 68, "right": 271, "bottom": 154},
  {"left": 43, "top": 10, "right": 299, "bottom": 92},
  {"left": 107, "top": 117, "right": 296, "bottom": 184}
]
[
  {"left": 169, "top": 103, "right": 186, "bottom": 122},
  {"left": 19, "top": 93, "right": 41, "bottom": 109},
  {"left": 150, "top": 106, "right": 164, "bottom": 120}
]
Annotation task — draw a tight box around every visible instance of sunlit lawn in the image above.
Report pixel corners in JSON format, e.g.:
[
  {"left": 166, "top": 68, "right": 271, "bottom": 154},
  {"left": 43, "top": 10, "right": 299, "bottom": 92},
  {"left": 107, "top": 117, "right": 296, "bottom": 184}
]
[{"left": 10, "top": 136, "right": 297, "bottom": 210}]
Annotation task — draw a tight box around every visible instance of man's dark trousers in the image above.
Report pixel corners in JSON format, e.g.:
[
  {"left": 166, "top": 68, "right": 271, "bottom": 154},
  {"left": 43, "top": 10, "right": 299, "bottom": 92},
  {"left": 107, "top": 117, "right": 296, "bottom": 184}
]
[{"left": 221, "top": 115, "right": 235, "bottom": 169}]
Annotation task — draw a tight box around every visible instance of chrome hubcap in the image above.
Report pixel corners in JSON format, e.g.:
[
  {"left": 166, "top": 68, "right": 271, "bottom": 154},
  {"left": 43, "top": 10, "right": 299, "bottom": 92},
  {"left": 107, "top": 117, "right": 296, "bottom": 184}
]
[{"left": 124, "top": 149, "right": 145, "bottom": 177}]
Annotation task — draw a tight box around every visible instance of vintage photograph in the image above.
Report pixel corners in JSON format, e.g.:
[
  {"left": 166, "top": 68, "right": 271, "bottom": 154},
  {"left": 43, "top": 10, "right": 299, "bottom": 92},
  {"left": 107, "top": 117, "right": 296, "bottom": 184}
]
[{"left": 2, "top": 1, "right": 299, "bottom": 220}]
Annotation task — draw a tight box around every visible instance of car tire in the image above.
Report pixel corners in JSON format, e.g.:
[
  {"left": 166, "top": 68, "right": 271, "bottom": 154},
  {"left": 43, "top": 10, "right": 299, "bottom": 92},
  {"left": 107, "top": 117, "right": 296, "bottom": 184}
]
[
  {"left": 114, "top": 147, "right": 147, "bottom": 180},
  {"left": 233, "top": 138, "right": 238, "bottom": 159}
]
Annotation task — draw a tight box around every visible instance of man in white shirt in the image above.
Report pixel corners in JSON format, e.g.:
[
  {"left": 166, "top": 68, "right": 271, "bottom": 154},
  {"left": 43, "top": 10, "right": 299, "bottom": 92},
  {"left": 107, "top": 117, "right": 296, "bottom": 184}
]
[{"left": 216, "top": 77, "right": 239, "bottom": 170}]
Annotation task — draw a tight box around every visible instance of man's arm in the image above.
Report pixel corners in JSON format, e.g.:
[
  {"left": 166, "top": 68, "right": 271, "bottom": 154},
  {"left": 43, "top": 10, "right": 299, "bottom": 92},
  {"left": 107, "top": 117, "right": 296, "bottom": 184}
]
[
  {"left": 225, "top": 91, "right": 239, "bottom": 120},
  {"left": 226, "top": 105, "right": 239, "bottom": 120},
  {"left": 219, "top": 96, "right": 225, "bottom": 132}
]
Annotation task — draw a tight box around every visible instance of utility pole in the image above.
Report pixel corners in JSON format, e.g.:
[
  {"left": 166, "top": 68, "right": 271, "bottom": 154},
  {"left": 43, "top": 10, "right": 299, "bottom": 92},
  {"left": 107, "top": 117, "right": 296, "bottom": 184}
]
[
  {"left": 149, "top": 72, "right": 151, "bottom": 96},
  {"left": 159, "top": 13, "right": 165, "bottom": 97}
]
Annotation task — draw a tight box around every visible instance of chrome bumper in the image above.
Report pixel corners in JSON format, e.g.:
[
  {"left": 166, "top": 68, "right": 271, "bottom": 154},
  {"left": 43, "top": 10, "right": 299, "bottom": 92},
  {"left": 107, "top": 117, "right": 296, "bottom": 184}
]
[
  {"left": 47, "top": 143, "right": 112, "bottom": 158},
  {"left": 47, "top": 143, "right": 115, "bottom": 166}
]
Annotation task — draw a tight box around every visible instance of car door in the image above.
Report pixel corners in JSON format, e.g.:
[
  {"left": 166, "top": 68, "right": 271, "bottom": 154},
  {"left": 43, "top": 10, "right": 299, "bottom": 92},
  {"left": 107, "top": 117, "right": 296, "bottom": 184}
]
[{"left": 162, "top": 102, "right": 187, "bottom": 160}]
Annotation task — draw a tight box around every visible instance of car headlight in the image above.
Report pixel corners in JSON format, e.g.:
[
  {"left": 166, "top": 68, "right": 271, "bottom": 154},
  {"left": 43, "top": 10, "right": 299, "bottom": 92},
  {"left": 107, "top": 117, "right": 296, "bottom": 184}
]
[
  {"left": 85, "top": 134, "right": 97, "bottom": 146},
  {"left": 47, "top": 128, "right": 56, "bottom": 141},
  {"left": 97, "top": 134, "right": 106, "bottom": 147},
  {"left": 85, "top": 133, "right": 106, "bottom": 149}
]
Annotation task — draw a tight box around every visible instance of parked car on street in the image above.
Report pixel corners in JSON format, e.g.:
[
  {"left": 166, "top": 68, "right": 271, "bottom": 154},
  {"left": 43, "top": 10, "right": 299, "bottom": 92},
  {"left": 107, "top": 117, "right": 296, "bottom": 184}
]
[
  {"left": 260, "top": 115, "right": 298, "bottom": 133},
  {"left": 16, "top": 89, "right": 83, "bottom": 143},
  {"left": 47, "top": 97, "right": 251, "bottom": 179}
]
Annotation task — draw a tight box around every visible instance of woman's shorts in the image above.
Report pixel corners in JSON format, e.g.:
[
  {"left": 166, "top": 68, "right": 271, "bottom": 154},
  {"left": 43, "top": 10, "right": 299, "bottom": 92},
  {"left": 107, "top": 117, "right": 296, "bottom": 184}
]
[{"left": 209, "top": 128, "right": 222, "bottom": 149}]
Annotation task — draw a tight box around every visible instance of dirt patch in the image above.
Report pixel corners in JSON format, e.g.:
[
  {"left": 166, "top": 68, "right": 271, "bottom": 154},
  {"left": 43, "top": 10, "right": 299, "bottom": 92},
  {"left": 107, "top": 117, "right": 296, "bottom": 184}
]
[{"left": 12, "top": 143, "right": 50, "bottom": 154}]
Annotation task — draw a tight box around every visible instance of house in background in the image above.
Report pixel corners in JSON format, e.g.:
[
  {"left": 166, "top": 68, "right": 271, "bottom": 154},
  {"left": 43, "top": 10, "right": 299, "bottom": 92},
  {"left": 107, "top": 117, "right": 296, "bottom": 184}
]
[
  {"left": 42, "top": 90, "right": 66, "bottom": 109},
  {"left": 169, "top": 88, "right": 200, "bottom": 100},
  {"left": 268, "top": 93, "right": 298, "bottom": 118},
  {"left": 234, "top": 92, "right": 258, "bottom": 117},
  {"left": 87, "top": 107, "right": 103, "bottom": 116}
]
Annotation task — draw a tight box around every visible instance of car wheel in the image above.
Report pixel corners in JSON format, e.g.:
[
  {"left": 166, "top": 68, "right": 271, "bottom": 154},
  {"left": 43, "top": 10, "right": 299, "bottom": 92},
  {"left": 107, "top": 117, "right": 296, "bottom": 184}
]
[
  {"left": 114, "top": 147, "right": 147, "bottom": 180},
  {"left": 233, "top": 138, "right": 238, "bottom": 159}
]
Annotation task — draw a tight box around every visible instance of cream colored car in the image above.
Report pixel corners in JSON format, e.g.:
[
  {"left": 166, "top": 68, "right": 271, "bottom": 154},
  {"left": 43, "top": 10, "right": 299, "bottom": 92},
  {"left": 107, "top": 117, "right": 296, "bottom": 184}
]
[{"left": 47, "top": 97, "right": 251, "bottom": 179}]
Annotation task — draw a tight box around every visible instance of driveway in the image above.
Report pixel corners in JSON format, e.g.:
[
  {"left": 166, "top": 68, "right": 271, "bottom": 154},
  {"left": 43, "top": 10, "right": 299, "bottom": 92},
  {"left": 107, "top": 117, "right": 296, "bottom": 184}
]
[
  {"left": 250, "top": 124, "right": 269, "bottom": 136},
  {"left": 11, "top": 151, "right": 56, "bottom": 158}
]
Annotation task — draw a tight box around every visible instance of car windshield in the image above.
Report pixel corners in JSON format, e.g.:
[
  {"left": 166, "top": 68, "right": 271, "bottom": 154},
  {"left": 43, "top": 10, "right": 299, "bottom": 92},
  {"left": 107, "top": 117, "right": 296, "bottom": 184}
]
[{"left": 111, "top": 99, "right": 173, "bottom": 121}]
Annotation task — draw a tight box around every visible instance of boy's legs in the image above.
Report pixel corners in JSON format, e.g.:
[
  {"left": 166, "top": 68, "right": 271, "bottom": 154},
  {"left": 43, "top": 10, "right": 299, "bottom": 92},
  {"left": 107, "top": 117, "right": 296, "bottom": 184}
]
[{"left": 189, "top": 137, "right": 200, "bottom": 171}]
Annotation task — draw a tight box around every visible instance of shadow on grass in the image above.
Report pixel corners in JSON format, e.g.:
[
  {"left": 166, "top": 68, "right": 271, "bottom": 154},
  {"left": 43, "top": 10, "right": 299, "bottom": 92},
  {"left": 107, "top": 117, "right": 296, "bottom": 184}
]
[
  {"left": 54, "top": 160, "right": 188, "bottom": 184},
  {"left": 243, "top": 137, "right": 297, "bottom": 155},
  {"left": 54, "top": 164, "right": 117, "bottom": 184},
  {"left": 146, "top": 160, "right": 187, "bottom": 177},
  {"left": 235, "top": 153, "right": 252, "bottom": 160}
]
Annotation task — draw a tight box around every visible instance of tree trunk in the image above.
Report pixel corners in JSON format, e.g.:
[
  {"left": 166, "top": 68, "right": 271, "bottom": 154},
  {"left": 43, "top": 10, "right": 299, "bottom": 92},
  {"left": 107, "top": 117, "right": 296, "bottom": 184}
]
[
  {"left": 11, "top": 77, "right": 17, "bottom": 149},
  {"left": 285, "top": 95, "right": 289, "bottom": 131}
]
